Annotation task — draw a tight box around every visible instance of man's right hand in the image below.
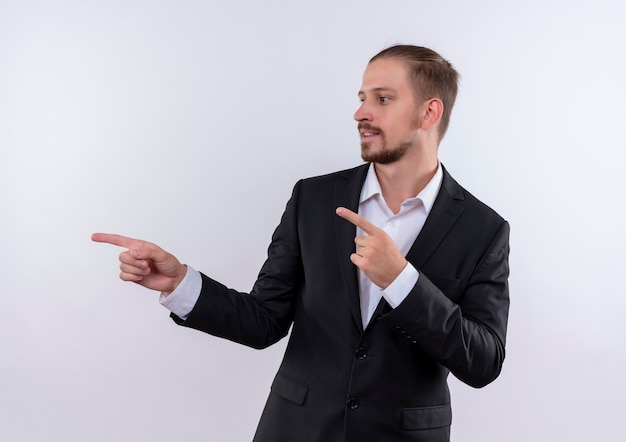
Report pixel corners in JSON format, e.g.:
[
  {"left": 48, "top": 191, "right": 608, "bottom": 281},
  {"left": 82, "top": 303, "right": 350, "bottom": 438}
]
[{"left": 91, "top": 233, "right": 187, "bottom": 293}]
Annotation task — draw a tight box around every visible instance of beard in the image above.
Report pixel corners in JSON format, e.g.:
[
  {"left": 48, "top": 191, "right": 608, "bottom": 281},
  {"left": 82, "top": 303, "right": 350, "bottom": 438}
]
[{"left": 360, "top": 126, "right": 414, "bottom": 164}]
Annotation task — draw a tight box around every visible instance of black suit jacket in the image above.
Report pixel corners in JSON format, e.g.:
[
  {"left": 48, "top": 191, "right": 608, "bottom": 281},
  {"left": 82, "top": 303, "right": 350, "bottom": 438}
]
[{"left": 174, "top": 164, "right": 510, "bottom": 442}]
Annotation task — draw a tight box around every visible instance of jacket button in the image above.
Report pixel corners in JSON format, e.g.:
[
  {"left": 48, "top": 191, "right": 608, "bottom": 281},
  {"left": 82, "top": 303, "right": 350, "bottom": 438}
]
[
  {"left": 355, "top": 348, "right": 367, "bottom": 360},
  {"left": 347, "top": 398, "right": 360, "bottom": 410}
]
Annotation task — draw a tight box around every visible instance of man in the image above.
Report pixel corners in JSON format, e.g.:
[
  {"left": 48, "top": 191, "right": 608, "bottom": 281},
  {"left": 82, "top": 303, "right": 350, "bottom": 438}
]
[{"left": 93, "top": 45, "right": 510, "bottom": 442}]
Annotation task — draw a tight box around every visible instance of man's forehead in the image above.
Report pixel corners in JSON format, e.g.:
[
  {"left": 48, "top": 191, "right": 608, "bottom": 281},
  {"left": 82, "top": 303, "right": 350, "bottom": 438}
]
[{"left": 359, "top": 58, "right": 411, "bottom": 94}]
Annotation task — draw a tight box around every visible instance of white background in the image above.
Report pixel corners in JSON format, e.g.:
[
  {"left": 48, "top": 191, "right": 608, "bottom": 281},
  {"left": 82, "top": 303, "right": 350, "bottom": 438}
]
[{"left": 2, "top": 1, "right": 625, "bottom": 440}]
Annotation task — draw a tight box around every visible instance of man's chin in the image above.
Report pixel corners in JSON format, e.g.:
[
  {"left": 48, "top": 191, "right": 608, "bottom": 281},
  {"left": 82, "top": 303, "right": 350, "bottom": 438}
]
[{"left": 360, "top": 143, "right": 379, "bottom": 163}]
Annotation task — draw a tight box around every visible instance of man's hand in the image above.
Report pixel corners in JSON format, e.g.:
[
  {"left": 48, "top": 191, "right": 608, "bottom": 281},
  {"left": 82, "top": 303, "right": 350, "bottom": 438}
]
[
  {"left": 91, "top": 233, "right": 187, "bottom": 293},
  {"left": 335, "top": 207, "right": 407, "bottom": 289}
]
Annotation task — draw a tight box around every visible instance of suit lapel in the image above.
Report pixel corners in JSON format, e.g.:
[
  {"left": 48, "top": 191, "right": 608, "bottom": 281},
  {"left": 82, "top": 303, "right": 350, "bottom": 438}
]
[
  {"left": 405, "top": 167, "right": 465, "bottom": 269},
  {"left": 334, "top": 164, "right": 369, "bottom": 332},
  {"left": 372, "top": 166, "right": 465, "bottom": 320}
]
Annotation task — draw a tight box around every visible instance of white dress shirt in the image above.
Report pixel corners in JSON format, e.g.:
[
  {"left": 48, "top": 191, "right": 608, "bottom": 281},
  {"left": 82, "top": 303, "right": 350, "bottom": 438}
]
[
  {"left": 160, "top": 163, "right": 443, "bottom": 329},
  {"left": 356, "top": 163, "right": 442, "bottom": 327}
]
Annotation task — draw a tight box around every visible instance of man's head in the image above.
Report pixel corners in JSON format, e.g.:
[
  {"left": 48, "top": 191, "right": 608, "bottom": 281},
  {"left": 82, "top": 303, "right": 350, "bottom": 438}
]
[
  {"left": 370, "top": 45, "right": 459, "bottom": 140},
  {"left": 354, "top": 45, "right": 459, "bottom": 165}
]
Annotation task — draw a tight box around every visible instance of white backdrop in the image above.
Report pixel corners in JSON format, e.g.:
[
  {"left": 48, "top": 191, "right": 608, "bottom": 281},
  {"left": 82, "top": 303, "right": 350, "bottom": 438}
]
[{"left": 2, "top": 1, "right": 625, "bottom": 441}]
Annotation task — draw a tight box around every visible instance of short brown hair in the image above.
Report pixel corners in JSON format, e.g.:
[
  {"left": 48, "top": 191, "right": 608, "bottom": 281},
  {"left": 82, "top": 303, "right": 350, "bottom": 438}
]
[{"left": 370, "top": 45, "right": 459, "bottom": 140}]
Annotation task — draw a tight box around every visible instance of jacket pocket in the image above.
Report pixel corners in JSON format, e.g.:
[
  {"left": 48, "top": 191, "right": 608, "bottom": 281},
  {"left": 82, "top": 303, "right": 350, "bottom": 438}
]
[
  {"left": 270, "top": 373, "right": 308, "bottom": 406},
  {"left": 401, "top": 404, "right": 452, "bottom": 430}
]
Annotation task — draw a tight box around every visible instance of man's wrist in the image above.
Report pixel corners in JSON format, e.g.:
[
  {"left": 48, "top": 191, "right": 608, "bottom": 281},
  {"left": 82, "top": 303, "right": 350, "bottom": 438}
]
[
  {"left": 160, "top": 265, "right": 202, "bottom": 320},
  {"left": 381, "top": 263, "right": 420, "bottom": 309},
  {"left": 170, "top": 264, "right": 188, "bottom": 293}
]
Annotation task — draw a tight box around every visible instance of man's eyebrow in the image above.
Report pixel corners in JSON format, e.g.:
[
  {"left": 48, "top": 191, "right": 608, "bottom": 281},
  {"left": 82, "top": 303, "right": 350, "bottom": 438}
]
[{"left": 358, "top": 87, "right": 398, "bottom": 96}]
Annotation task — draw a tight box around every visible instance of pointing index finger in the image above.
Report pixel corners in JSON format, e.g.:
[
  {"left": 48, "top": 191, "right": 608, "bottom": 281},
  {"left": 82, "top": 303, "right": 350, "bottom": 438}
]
[
  {"left": 91, "top": 232, "right": 136, "bottom": 248},
  {"left": 335, "top": 207, "right": 379, "bottom": 235}
]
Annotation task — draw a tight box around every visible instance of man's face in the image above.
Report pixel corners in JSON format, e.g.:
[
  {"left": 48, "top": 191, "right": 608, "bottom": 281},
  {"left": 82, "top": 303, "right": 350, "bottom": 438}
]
[{"left": 354, "top": 57, "right": 421, "bottom": 164}]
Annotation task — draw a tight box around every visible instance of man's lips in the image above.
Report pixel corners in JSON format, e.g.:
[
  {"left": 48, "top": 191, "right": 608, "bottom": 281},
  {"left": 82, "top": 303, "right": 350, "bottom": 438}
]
[{"left": 358, "top": 125, "right": 382, "bottom": 138}]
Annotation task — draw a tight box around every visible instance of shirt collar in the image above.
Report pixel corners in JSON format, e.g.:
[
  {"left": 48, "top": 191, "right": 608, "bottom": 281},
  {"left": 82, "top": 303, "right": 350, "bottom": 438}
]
[{"left": 360, "top": 162, "right": 443, "bottom": 215}]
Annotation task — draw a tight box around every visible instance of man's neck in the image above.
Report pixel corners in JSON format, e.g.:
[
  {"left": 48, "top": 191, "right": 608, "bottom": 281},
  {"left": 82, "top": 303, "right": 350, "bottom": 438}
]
[{"left": 373, "top": 153, "right": 439, "bottom": 215}]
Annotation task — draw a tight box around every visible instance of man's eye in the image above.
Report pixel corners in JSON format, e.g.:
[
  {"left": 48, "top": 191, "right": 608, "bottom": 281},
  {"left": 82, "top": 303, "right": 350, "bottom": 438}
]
[{"left": 379, "top": 97, "right": 390, "bottom": 103}]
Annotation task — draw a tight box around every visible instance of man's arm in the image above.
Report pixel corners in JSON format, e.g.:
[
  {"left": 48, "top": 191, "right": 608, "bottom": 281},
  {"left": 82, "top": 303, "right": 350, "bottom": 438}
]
[
  {"left": 174, "top": 181, "right": 305, "bottom": 349},
  {"left": 386, "top": 221, "right": 510, "bottom": 387},
  {"left": 92, "top": 181, "right": 305, "bottom": 350},
  {"left": 91, "top": 229, "right": 295, "bottom": 349},
  {"left": 336, "top": 207, "right": 510, "bottom": 388}
]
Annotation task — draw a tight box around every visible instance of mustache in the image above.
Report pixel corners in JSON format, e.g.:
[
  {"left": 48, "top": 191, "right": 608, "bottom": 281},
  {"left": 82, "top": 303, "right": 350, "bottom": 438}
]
[{"left": 358, "top": 123, "right": 383, "bottom": 133}]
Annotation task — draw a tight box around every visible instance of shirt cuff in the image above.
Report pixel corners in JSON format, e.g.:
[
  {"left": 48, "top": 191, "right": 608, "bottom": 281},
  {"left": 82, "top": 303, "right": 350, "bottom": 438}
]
[
  {"left": 381, "top": 263, "right": 420, "bottom": 309},
  {"left": 159, "top": 265, "right": 202, "bottom": 320}
]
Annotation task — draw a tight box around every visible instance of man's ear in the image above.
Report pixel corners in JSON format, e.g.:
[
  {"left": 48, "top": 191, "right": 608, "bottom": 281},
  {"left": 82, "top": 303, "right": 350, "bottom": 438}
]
[{"left": 418, "top": 98, "right": 444, "bottom": 131}]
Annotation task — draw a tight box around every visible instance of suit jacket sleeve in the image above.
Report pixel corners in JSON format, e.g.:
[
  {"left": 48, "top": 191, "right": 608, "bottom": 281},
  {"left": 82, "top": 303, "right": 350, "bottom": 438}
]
[
  {"left": 380, "top": 219, "right": 510, "bottom": 388},
  {"left": 170, "top": 180, "right": 305, "bottom": 349}
]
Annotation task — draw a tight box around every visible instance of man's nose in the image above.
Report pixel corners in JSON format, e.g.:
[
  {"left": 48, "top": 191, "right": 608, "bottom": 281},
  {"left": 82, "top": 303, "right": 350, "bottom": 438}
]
[{"left": 353, "top": 101, "right": 372, "bottom": 122}]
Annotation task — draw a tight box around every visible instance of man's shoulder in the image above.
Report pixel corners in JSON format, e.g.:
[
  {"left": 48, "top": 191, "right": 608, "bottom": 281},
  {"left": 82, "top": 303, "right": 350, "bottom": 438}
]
[
  {"left": 289, "top": 164, "right": 368, "bottom": 207},
  {"left": 442, "top": 166, "right": 507, "bottom": 224},
  {"left": 293, "top": 164, "right": 369, "bottom": 194},
  {"left": 300, "top": 163, "right": 369, "bottom": 185}
]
